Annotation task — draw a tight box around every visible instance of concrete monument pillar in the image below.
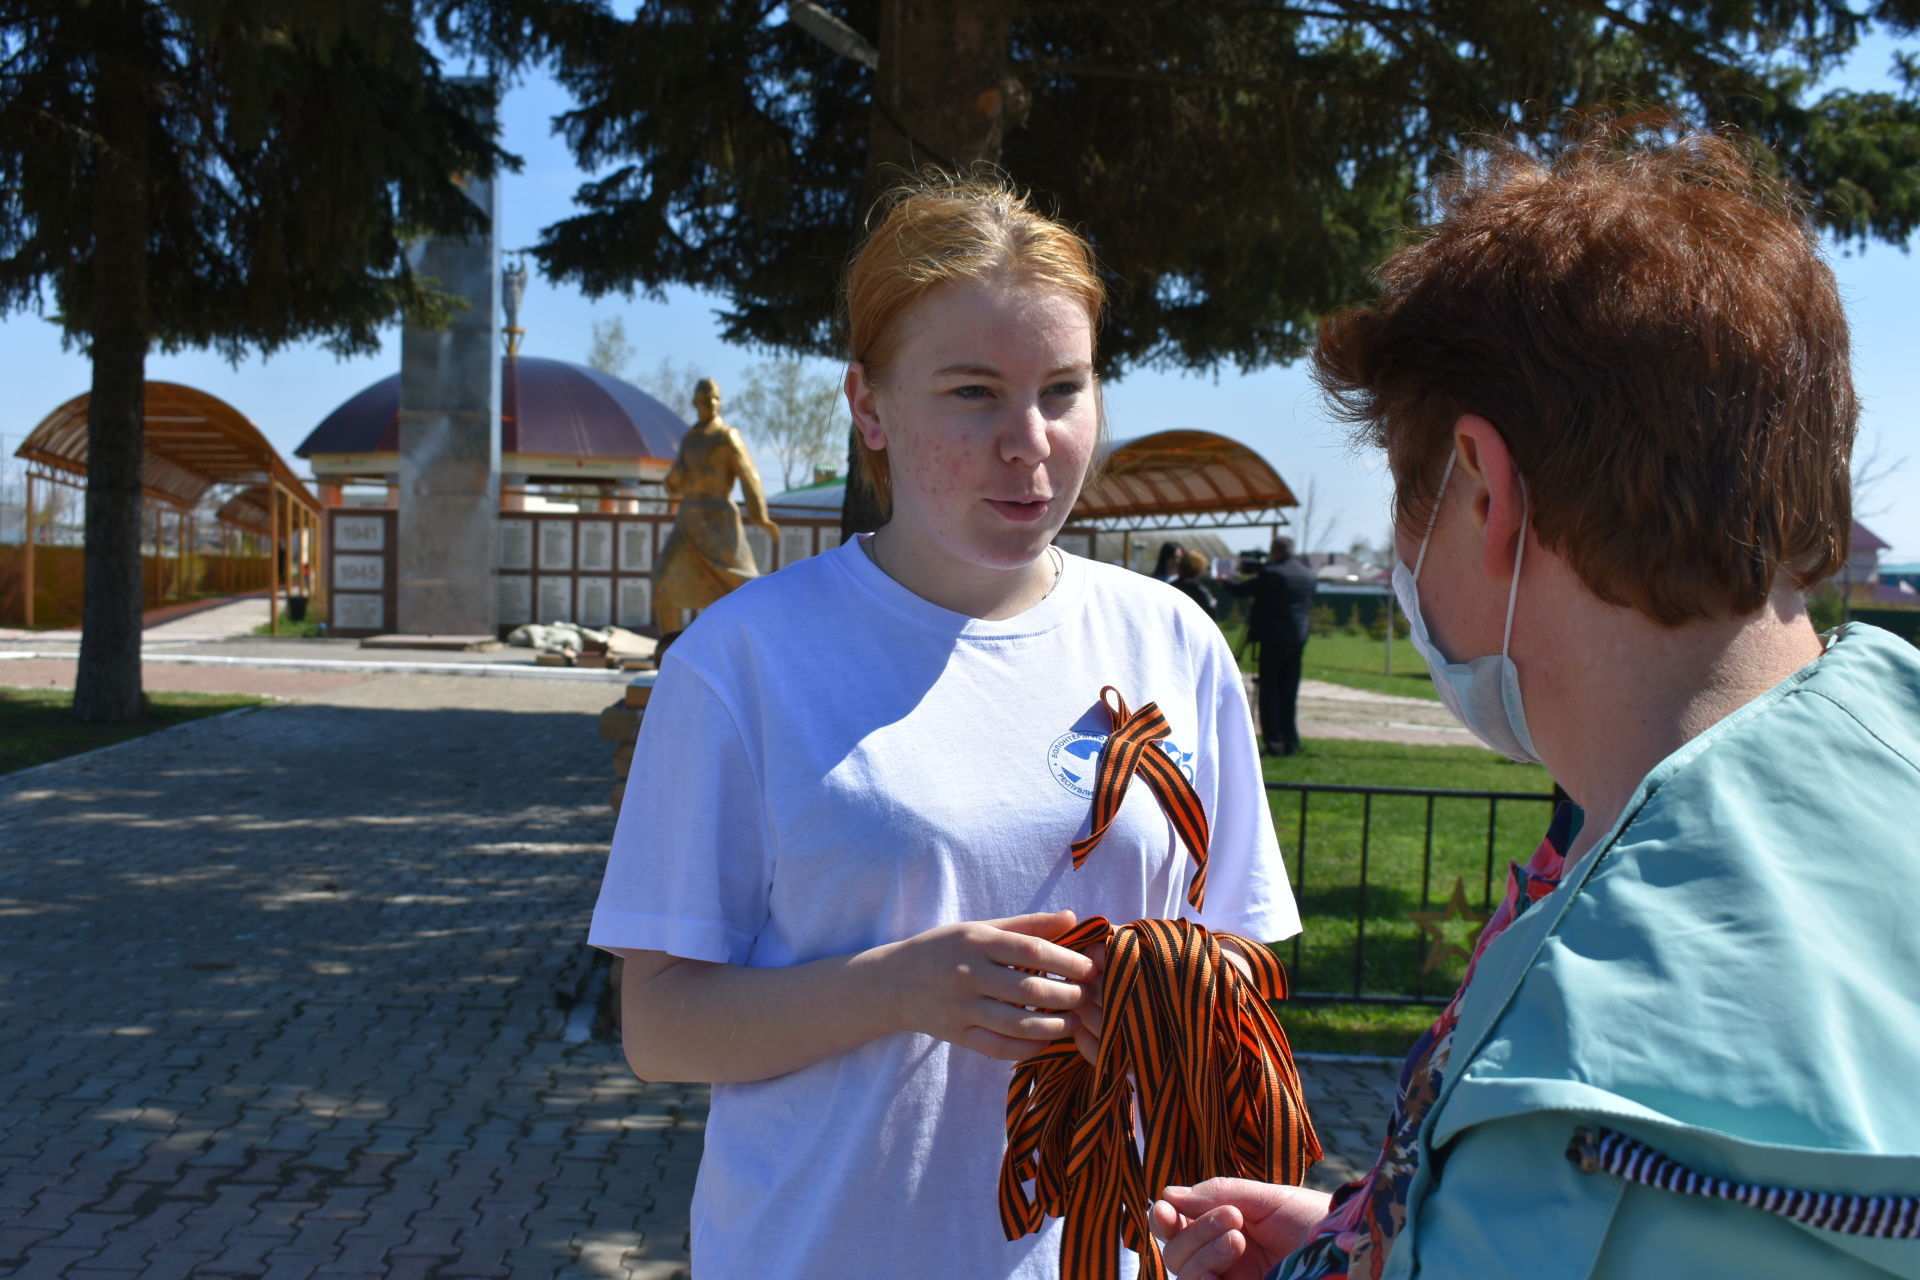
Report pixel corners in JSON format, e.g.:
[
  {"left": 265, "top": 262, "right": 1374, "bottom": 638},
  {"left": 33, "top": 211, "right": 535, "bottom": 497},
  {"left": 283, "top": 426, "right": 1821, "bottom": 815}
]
[{"left": 397, "top": 78, "right": 500, "bottom": 635}]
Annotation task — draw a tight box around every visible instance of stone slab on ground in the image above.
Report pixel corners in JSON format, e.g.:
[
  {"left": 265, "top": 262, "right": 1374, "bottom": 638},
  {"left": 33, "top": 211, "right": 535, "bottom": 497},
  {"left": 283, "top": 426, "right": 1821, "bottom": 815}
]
[{"left": 360, "top": 635, "right": 502, "bottom": 652}]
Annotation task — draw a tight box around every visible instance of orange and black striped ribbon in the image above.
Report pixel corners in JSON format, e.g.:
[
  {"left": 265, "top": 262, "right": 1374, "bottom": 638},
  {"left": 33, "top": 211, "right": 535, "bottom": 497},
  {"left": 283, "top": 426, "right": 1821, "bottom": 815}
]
[
  {"left": 1070, "top": 686, "right": 1211, "bottom": 911},
  {"left": 998, "top": 917, "right": 1322, "bottom": 1280}
]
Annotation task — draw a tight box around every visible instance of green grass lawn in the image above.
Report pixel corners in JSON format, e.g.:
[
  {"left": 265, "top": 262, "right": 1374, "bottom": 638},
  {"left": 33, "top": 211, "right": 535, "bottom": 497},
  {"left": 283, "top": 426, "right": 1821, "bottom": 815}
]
[
  {"left": 1259, "top": 738, "right": 1557, "bottom": 1057},
  {"left": 0, "top": 686, "right": 270, "bottom": 776},
  {"left": 1301, "top": 631, "right": 1440, "bottom": 702},
  {"left": 251, "top": 615, "right": 327, "bottom": 638}
]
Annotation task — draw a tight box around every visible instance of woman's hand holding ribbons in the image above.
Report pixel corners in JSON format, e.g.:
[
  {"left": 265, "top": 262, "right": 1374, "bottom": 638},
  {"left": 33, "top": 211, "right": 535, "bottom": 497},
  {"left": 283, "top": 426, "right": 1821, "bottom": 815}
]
[
  {"left": 1149, "top": 1180, "right": 1332, "bottom": 1280},
  {"left": 875, "top": 909, "right": 1101, "bottom": 1061}
]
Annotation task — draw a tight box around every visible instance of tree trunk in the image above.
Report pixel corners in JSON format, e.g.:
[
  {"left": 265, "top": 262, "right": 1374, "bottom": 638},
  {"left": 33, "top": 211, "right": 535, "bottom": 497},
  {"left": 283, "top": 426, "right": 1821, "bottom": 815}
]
[
  {"left": 73, "top": 0, "right": 151, "bottom": 724},
  {"left": 865, "top": 0, "right": 1025, "bottom": 179},
  {"left": 841, "top": 0, "right": 1025, "bottom": 542}
]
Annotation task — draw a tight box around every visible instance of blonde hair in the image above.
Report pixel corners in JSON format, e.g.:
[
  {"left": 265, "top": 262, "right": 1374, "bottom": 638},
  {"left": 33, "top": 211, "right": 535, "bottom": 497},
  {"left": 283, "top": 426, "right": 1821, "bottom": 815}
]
[{"left": 842, "top": 170, "right": 1108, "bottom": 512}]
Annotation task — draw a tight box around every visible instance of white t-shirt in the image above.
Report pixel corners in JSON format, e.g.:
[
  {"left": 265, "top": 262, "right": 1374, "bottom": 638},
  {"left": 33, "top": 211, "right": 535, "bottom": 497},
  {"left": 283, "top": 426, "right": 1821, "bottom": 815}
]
[{"left": 590, "top": 537, "right": 1299, "bottom": 1280}]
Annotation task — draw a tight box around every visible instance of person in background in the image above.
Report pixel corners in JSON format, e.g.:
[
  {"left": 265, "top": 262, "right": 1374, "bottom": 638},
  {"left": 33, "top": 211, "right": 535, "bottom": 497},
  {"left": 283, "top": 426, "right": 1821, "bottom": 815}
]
[
  {"left": 1171, "top": 547, "right": 1222, "bottom": 620},
  {"left": 1153, "top": 540, "right": 1187, "bottom": 581},
  {"left": 1150, "top": 119, "right": 1920, "bottom": 1280},
  {"left": 1223, "top": 536, "right": 1316, "bottom": 756}
]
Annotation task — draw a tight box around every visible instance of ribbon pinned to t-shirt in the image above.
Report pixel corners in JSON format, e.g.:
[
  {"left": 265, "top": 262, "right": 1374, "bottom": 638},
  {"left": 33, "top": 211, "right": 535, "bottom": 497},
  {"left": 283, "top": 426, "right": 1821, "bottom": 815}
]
[{"left": 1070, "top": 685, "right": 1211, "bottom": 911}]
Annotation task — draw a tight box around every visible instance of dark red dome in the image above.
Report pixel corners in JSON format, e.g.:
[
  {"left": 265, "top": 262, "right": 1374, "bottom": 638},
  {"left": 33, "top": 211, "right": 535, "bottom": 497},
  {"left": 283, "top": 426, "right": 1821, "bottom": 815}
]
[{"left": 296, "top": 356, "right": 687, "bottom": 469}]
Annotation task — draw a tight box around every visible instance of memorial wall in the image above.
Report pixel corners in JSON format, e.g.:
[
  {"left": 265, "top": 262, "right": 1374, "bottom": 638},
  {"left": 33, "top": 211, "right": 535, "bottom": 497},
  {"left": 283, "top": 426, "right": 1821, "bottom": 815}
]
[
  {"left": 326, "top": 511, "right": 1103, "bottom": 638},
  {"left": 325, "top": 507, "right": 839, "bottom": 637}
]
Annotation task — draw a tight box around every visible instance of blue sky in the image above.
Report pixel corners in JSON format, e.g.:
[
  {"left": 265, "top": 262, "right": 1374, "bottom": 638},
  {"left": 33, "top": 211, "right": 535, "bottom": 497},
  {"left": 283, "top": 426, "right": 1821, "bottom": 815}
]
[{"left": 3, "top": 36, "right": 1915, "bottom": 560}]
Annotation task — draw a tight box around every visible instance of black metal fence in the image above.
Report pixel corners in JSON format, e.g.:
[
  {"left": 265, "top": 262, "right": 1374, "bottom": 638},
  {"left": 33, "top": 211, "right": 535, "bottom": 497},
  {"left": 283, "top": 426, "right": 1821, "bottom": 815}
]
[{"left": 1265, "top": 781, "right": 1559, "bottom": 1005}]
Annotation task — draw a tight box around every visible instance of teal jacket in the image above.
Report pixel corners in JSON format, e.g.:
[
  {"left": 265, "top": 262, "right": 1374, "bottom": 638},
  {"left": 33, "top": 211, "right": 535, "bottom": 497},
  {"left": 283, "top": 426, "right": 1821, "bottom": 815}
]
[{"left": 1390, "top": 623, "right": 1920, "bottom": 1278}]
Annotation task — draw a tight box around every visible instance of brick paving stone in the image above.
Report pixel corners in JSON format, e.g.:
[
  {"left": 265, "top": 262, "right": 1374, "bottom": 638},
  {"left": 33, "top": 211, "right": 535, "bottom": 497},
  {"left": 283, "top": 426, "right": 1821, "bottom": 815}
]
[
  {"left": 310, "top": 1234, "right": 407, "bottom": 1276},
  {"left": 7, "top": 1245, "right": 107, "bottom": 1278},
  {"left": 120, "top": 1249, "right": 221, "bottom": 1280},
  {"left": 1296, "top": 1056, "right": 1401, "bottom": 1191},
  {"left": 39, "top": 1209, "right": 138, "bottom": 1251},
  {"left": 199, "top": 1226, "right": 292, "bottom": 1275},
  {"left": 0, "top": 1173, "right": 61, "bottom": 1212},
  {"left": 81, "top": 1224, "right": 181, "bottom": 1271},
  {"left": 257, "top": 1256, "right": 326, "bottom": 1280},
  {"left": 0, "top": 1223, "right": 58, "bottom": 1263}
]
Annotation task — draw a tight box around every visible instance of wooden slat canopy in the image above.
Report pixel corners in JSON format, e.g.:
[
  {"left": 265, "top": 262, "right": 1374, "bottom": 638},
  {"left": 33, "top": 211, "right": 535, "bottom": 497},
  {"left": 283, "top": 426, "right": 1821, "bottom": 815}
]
[
  {"left": 765, "top": 430, "right": 1300, "bottom": 534},
  {"left": 1071, "top": 430, "right": 1298, "bottom": 531},
  {"left": 17, "top": 382, "right": 318, "bottom": 514},
  {"left": 213, "top": 485, "right": 275, "bottom": 536}
]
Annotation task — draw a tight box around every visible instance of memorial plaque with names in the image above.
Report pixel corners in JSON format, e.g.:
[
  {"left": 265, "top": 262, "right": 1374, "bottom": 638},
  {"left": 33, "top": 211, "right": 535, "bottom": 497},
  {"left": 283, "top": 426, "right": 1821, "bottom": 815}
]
[
  {"left": 497, "top": 519, "right": 533, "bottom": 570},
  {"left": 576, "top": 576, "right": 613, "bottom": 627},
  {"left": 617, "top": 577, "right": 653, "bottom": 630},
  {"left": 578, "top": 521, "right": 614, "bottom": 573},
  {"left": 745, "top": 525, "right": 772, "bottom": 573},
  {"left": 536, "top": 576, "right": 573, "bottom": 623},
  {"left": 496, "top": 574, "right": 532, "bottom": 626},
  {"left": 538, "top": 520, "right": 574, "bottom": 571},
  {"left": 334, "top": 514, "right": 386, "bottom": 553},
  {"left": 619, "top": 521, "right": 655, "bottom": 572},
  {"left": 334, "top": 593, "right": 384, "bottom": 631},
  {"left": 333, "top": 553, "right": 386, "bottom": 591},
  {"left": 778, "top": 526, "right": 814, "bottom": 570}
]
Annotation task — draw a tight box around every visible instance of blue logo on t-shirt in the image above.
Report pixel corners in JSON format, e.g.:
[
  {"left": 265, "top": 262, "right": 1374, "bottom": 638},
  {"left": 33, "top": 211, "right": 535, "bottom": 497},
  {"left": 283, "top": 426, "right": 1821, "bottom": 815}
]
[
  {"left": 1048, "top": 732, "right": 1106, "bottom": 798},
  {"left": 1048, "top": 732, "right": 1195, "bottom": 798}
]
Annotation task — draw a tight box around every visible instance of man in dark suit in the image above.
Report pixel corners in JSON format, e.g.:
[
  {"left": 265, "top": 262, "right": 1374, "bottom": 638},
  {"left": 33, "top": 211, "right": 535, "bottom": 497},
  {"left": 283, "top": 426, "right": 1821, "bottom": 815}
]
[{"left": 1225, "top": 536, "right": 1317, "bottom": 755}]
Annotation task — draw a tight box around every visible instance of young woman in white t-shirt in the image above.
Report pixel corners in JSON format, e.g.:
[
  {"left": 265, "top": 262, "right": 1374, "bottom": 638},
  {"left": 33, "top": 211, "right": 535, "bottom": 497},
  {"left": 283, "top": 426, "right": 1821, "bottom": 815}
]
[{"left": 590, "top": 174, "right": 1296, "bottom": 1279}]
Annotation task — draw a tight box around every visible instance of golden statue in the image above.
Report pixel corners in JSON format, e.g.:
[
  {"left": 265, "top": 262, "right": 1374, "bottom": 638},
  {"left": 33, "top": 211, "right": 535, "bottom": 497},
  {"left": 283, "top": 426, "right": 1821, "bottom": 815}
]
[{"left": 653, "top": 378, "right": 780, "bottom": 630}]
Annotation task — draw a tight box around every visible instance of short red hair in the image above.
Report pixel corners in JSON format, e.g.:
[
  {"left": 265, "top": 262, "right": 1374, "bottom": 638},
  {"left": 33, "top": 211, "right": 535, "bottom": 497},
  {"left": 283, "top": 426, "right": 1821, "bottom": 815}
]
[{"left": 1314, "top": 119, "right": 1857, "bottom": 625}]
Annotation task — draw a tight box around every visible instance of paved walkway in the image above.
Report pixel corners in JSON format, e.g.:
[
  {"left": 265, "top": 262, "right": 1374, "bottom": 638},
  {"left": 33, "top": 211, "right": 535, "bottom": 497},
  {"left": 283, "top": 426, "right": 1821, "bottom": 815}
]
[
  {"left": 1294, "top": 679, "right": 1473, "bottom": 746},
  {"left": 1, "top": 671, "right": 1400, "bottom": 1278}
]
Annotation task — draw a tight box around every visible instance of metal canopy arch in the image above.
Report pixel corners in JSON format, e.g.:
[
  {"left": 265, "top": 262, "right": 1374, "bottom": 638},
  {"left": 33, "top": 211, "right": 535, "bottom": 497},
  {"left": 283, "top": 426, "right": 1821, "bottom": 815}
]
[
  {"left": 1069, "top": 429, "right": 1299, "bottom": 533},
  {"left": 14, "top": 383, "right": 322, "bottom": 631}
]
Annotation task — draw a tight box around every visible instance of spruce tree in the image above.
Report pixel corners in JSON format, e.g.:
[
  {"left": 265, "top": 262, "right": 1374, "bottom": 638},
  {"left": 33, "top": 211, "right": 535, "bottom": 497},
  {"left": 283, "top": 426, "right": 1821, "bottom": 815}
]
[
  {"left": 0, "top": 0, "right": 597, "bottom": 720},
  {"left": 533, "top": 1, "right": 1920, "bottom": 536}
]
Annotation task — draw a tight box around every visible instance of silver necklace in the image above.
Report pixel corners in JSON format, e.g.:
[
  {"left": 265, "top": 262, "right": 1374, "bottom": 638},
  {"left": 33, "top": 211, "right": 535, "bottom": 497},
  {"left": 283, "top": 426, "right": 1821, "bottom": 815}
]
[{"left": 1041, "top": 544, "right": 1063, "bottom": 600}]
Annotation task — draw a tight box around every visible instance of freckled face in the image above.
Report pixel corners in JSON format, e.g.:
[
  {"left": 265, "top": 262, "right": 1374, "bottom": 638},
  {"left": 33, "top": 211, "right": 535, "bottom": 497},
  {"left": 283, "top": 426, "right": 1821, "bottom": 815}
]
[{"left": 849, "top": 277, "right": 1099, "bottom": 581}]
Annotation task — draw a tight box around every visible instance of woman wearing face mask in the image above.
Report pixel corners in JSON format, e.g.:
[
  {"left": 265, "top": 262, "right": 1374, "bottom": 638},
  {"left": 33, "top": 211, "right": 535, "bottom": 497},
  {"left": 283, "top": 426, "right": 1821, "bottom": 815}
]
[
  {"left": 1151, "top": 121, "right": 1920, "bottom": 1279},
  {"left": 589, "top": 174, "right": 1298, "bottom": 1280}
]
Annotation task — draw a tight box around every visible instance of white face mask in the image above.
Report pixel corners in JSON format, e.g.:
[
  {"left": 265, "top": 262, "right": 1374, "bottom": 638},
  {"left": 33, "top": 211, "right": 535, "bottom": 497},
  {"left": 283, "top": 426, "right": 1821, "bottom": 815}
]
[{"left": 1390, "top": 453, "right": 1543, "bottom": 766}]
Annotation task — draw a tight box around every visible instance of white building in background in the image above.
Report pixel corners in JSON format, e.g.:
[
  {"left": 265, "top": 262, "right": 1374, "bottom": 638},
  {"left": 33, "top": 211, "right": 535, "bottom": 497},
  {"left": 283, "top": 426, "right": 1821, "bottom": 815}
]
[{"left": 1831, "top": 519, "right": 1890, "bottom": 600}]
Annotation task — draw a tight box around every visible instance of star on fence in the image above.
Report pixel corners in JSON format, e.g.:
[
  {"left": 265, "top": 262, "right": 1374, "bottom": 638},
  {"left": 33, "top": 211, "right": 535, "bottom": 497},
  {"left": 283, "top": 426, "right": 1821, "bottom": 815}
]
[{"left": 1409, "top": 877, "right": 1490, "bottom": 974}]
